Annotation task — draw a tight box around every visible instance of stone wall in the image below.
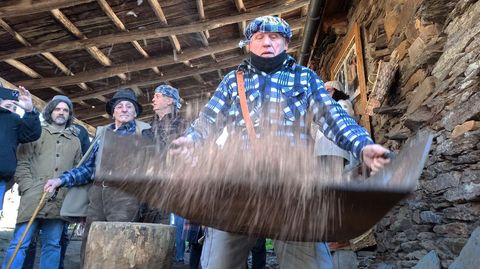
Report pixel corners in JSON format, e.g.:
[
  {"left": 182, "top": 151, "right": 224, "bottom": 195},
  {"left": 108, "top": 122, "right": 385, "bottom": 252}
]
[{"left": 312, "top": 0, "right": 480, "bottom": 268}]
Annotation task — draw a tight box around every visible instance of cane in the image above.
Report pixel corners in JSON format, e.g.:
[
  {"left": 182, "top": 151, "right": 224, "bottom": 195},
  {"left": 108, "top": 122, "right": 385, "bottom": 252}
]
[{"left": 6, "top": 191, "right": 49, "bottom": 269}]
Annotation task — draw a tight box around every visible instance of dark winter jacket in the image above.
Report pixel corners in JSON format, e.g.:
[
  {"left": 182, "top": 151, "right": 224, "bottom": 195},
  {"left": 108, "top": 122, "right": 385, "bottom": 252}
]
[
  {"left": 72, "top": 124, "right": 91, "bottom": 155},
  {"left": 0, "top": 108, "right": 41, "bottom": 180},
  {"left": 143, "top": 112, "right": 187, "bottom": 148}
]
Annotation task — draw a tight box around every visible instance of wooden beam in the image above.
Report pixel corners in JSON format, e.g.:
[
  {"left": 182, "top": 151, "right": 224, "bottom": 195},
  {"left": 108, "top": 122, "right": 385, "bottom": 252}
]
[
  {"left": 196, "top": 0, "right": 210, "bottom": 39},
  {"left": 4, "top": 59, "right": 68, "bottom": 95},
  {"left": 0, "top": 0, "right": 308, "bottom": 61},
  {"left": 148, "top": 0, "right": 181, "bottom": 52},
  {"left": 0, "top": 75, "right": 96, "bottom": 135},
  {"left": 0, "top": 18, "right": 91, "bottom": 93},
  {"left": 71, "top": 55, "right": 245, "bottom": 102},
  {"left": 71, "top": 41, "right": 301, "bottom": 102},
  {"left": 147, "top": 0, "right": 198, "bottom": 80},
  {"left": 97, "top": 0, "right": 160, "bottom": 74},
  {"left": 233, "top": 0, "right": 247, "bottom": 13},
  {"left": 0, "top": 0, "right": 95, "bottom": 18},
  {"left": 15, "top": 18, "right": 305, "bottom": 89},
  {"left": 16, "top": 39, "right": 240, "bottom": 88},
  {"left": 50, "top": 8, "right": 127, "bottom": 81},
  {"left": 234, "top": 2, "right": 248, "bottom": 54}
]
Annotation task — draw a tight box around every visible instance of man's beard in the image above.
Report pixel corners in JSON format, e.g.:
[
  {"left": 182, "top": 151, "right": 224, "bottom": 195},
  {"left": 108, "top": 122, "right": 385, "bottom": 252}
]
[{"left": 53, "top": 116, "right": 67, "bottom": 125}]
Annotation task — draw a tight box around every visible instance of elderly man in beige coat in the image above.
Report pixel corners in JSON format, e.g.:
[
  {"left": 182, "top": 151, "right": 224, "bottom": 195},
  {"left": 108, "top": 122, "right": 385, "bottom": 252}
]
[{"left": 2, "top": 95, "right": 81, "bottom": 269}]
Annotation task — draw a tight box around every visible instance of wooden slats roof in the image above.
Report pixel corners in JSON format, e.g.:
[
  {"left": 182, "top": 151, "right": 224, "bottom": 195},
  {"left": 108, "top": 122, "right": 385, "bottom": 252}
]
[{"left": 0, "top": 0, "right": 310, "bottom": 128}]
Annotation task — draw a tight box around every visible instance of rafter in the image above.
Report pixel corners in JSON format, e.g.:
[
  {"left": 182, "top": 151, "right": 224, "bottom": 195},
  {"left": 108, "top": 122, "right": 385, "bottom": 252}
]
[
  {"left": 15, "top": 17, "right": 305, "bottom": 89},
  {"left": 196, "top": 0, "right": 210, "bottom": 39},
  {"left": 97, "top": 0, "right": 160, "bottom": 75},
  {"left": 233, "top": 0, "right": 249, "bottom": 54},
  {"left": 147, "top": 0, "right": 206, "bottom": 85},
  {"left": 50, "top": 8, "right": 128, "bottom": 84},
  {"left": 71, "top": 41, "right": 301, "bottom": 102},
  {"left": 0, "top": 18, "right": 92, "bottom": 96},
  {"left": 72, "top": 55, "right": 246, "bottom": 102},
  {"left": 16, "top": 39, "right": 239, "bottom": 89},
  {"left": 195, "top": 0, "right": 220, "bottom": 79},
  {"left": 4, "top": 59, "right": 67, "bottom": 95},
  {"left": 147, "top": 0, "right": 181, "bottom": 52},
  {"left": 0, "top": 0, "right": 308, "bottom": 61},
  {"left": 0, "top": 0, "right": 95, "bottom": 18}
]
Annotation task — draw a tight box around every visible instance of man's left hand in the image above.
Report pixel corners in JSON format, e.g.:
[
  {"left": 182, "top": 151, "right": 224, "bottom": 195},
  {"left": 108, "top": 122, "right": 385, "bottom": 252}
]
[{"left": 362, "top": 144, "right": 391, "bottom": 175}]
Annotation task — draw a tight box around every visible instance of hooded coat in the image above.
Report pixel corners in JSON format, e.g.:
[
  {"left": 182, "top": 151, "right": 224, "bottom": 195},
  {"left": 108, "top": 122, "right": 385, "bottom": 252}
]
[{"left": 14, "top": 123, "right": 82, "bottom": 223}]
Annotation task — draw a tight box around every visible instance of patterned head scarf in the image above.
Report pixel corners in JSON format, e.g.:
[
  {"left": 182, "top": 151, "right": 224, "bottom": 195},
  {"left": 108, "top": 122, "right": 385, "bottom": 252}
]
[
  {"left": 154, "top": 84, "right": 182, "bottom": 110},
  {"left": 239, "top": 16, "right": 292, "bottom": 48}
]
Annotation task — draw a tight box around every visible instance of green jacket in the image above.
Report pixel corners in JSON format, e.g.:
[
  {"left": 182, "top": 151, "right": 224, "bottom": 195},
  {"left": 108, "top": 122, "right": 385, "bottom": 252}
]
[{"left": 14, "top": 123, "right": 82, "bottom": 223}]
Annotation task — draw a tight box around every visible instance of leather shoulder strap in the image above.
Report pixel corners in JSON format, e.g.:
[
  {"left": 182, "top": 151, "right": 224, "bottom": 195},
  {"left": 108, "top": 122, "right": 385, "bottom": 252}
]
[{"left": 236, "top": 70, "right": 256, "bottom": 143}]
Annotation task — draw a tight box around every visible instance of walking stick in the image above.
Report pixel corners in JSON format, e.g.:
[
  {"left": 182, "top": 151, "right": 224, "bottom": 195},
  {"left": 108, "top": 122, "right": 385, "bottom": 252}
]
[{"left": 6, "top": 191, "right": 49, "bottom": 269}]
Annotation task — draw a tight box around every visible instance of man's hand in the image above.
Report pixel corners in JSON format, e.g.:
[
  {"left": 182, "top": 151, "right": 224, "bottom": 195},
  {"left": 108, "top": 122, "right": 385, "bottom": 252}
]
[
  {"left": 171, "top": 136, "right": 201, "bottom": 166},
  {"left": 171, "top": 136, "right": 195, "bottom": 157},
  {"left": 44, "top": 178, "right": 63, "bottom": 193},
  {"left": 13, "top": 86, "right": 33, "bottom": 112},
  {"left": 362, "top": 144, "right": 391, "bottom": 175}
]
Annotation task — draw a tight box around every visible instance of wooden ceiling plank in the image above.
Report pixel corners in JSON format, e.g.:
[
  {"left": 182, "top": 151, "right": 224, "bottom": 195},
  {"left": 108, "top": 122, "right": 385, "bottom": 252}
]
[
  {"left": 5, "top": 59, "right": 42, "bottom": 79},
  {"left": 0, "top": 18, "right": 93, "bottom": 93},
  {"left": 0, "top": 0, "right": 96, "bottom": 18},
  {"left": 16, "top": 39, "right": 239, "bottom": 88},
  {"left": 196, "top": 0, "right": 210, "bottom": 39},
  {"left": 5, "top": 58, "right": 67, "bottom": 95},
  {"left": 96, "top": 0, "right": 161, "bottom": 75},
  {"left": 71, "top": 41, "right": 301, "bottom": 102},
  {"left": 0, "top": 0, "right": 308, "bottom": 61},
  {"left": 147, "top": 0, "right": 182, "bottom": 53},
  {"left": 147, "top": 0, "right": 198, "bottom": 80},
  {"left": 234, "top": 0, "right": 248, "bottom": 54},
  {"left": 15, "top": 18, "right": 306, "bottom": 89},
  {"left": 233, "top": 0, "right": 247, "bottom": 13},
  {"left": 50, "top": 8, "right": 127, "bottom": 81},
  {"left": 72, "top": 55, "right": 245, "bottom": 101}
]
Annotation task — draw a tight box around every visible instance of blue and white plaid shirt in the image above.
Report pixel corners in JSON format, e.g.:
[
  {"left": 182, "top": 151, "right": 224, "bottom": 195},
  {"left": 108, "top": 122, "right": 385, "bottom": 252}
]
[
  {"left": 187, "top": 55, "right": 373, "bottom": 159},
  {"left": 60, "top": 121, "right": 137, "bottom": 187}
]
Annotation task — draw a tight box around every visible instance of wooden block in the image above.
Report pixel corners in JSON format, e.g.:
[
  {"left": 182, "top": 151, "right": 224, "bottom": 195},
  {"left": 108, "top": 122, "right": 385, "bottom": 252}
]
[
  {"left": 84, "top": 222, "right": 175, "bottom": 269},
  {"left": 452, "top": 121, "right": 480, "bottom": 138}
]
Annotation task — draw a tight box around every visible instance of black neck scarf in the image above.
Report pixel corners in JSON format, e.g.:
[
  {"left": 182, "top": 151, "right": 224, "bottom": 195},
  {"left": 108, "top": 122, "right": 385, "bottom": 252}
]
[{"left": 249, "top": 50, "right": 288, "bottom": 74}]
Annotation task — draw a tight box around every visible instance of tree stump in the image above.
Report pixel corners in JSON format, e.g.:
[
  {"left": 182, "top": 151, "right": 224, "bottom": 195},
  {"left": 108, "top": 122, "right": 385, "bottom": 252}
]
[{"left": 84, "top": 222, "right": 175, "bottom": 269}]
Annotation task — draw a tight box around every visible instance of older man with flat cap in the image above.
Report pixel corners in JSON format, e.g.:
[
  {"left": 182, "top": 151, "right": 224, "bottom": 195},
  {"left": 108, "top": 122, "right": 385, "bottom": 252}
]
[
  {"left": 44, "top": 88, "right": 150, "bottom": 265},
  {"left": 172, "top": 16, "right": 391, "bottom": 268}
]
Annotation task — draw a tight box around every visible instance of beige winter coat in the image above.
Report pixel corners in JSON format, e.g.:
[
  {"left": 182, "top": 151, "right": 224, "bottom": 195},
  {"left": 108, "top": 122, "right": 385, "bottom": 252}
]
[{"left": 14, "top": 123, "right": 82, "bottom": 224}]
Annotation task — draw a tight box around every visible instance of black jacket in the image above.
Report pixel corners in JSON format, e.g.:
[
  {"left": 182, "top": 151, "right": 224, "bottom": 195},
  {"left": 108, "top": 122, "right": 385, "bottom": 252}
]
[
  {"left": 0, "top": 108, "right": 41, "bottom": 180},
  {"left": 143, "top": 113, "right": 187, "bottom": 149}
]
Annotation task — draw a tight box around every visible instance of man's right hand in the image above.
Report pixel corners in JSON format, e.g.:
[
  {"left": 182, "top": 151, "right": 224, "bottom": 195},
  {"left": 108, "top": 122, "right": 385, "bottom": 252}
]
[
  {"left": 14, "top": 86, "right": 33, "bottom": 112},
  {"left": 44, "top": 178, "right": 63, "bottom": 193},
  {"left": 170, "top": 136, "right": 195, "bottom": 158}
]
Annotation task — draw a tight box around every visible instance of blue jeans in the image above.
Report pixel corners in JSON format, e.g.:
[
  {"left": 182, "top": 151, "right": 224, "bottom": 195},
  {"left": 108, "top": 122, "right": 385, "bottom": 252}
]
[
  {"left": 0, "top": 180, "right": 6, "bottom": 211},
  {"left": 172, "top": 214, "right": 185, "bottom": 261},
  {"left": 315, "top": 242, "right": 333, "bottom": 269},
  {"left": 2, "top": 219, "right": 64, "bottom": 269}
]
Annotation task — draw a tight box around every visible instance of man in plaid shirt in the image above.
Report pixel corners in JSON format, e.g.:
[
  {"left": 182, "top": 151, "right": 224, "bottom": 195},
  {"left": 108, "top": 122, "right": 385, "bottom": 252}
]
[{"left": 173, "top": 16, "right": 390, "bottom": 269}]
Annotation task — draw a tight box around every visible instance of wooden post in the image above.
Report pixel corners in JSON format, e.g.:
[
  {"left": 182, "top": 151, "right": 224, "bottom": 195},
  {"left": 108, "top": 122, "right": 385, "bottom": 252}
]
[{"left": 84, "top": 222, "right": 175, "bottom": 269}]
